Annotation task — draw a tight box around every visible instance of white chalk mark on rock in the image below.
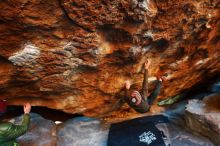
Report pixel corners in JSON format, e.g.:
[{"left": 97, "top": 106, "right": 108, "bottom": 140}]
[
  {"left": 195, "top": 58, "right": 210, "bottom": 66},
  {"left": 8, "top": 43, "right": 40, "bottom": 66}
]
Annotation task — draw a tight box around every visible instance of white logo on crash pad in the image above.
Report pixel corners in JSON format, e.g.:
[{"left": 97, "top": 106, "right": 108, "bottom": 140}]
[{"left": 139, "top": 131, "right": 157, "bottom": 145}]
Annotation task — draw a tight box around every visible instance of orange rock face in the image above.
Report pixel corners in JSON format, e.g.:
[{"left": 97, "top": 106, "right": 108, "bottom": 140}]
[{"left": 0, "top": 0, "right": 219, "bottom": 121}]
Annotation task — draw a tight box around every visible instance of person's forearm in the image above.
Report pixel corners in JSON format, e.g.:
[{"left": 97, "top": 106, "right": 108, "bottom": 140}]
[
  {"left": 142, "top": 69, "right": 148, "bottom": 97},
  {"left": 7, "top": 114, "right": 30, "bottom": 140},
  {"left": 21, "top": 114, "right": 30, "bottom": 128},
  {"left": 125, "top": 87, "right": 129, "bottom": 97}
]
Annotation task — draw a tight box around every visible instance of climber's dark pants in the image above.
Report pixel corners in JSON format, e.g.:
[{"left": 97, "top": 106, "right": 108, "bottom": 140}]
[{"left": 147, "top": 81, "right": 162, "bottom": 106}]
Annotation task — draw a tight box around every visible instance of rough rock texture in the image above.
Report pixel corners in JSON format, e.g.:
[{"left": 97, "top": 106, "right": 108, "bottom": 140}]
[
  {"left": 0, "top": 0, "right": 219, "bottom": 120},
  {"left": 12, "top": 113, "right": 57, "bottom": 146},
  {"left": 57, "top": 117, "right": 109, "bottom": 146},
  {"left": 156, "top": 123, "right": 214, "bottom": 146},
  {"left": 185, "top": 94, "right": 220, "bottom": 145}
]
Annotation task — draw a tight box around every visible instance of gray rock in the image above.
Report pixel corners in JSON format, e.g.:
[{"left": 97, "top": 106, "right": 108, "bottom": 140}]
[
  {"left": 12, "top": 113, "right": 57, "bottom": 146},
  {"left": 185, "top": 94, "right": 220, "bottom": 145},
  {"left": 210, "top": 80, "right": 220, "bottom": 93},
  {"left": 8, "top": 43, "right": 40, "bottom": 66},
  {"left": 156, "top": 123, "right": 214, "bottom": 146},
  {"left": 57, "top": 117, "right": 109, "bottom": 146}
]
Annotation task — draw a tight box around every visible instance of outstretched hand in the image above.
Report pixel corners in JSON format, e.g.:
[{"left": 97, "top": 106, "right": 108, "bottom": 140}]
[
  {"left": 23, "top": 103, "right": 31, "bottom": 114},
  {"left": 156, "top": 75, "right": 164, "bottom": 82},
  {"left": 144, "top": 59, "right": 151, "bottom": 70},
  {"left": 125, "top": 80, "right": 131, "bottom": 90}
]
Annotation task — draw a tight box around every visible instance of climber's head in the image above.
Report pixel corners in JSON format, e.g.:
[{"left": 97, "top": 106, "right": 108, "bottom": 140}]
[
  {"left": 131, "top": 91, "right": 142, "bottom": 105},
  {"left": 0, "top": 99, "right": 7, "bottom": 116}
]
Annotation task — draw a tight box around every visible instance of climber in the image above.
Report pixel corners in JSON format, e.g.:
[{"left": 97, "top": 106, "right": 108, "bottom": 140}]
[
  {"left": 124, "top": 60, "right": 163, "bottom": 113},
  {"left": 0, "top": 102, "right": 31, "bottom": 146}
]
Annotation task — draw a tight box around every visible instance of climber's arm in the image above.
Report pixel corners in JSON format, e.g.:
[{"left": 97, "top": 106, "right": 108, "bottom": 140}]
[
  {"left": 5, "top": 114, "right": 30, "bottom": 140},
  {"left": 142, "top": 69, "right": 149, "bottom": 97},
  {"left": 142, "top": 61, "right": 150, "bottom": 98},
  {"left": 100, "top": 83, "right": 130, "bottom": 116},
  {"left": 6, "top": 103, "right": 31, "bottom": 140},
  {"left": 124, "top": 81, "right": 131, "bottom": 102}
]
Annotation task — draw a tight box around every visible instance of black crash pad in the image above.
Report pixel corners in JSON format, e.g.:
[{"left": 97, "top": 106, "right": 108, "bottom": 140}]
[{"left": 108, "top": 115, "right": 168, "bottom": 146}]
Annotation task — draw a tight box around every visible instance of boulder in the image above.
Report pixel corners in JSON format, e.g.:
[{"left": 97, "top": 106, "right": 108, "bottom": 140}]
[
  {"left": 57, "top": 117, "right": 109, "bottom": 146},
  {"left": 0, "top": 0, "right": 219, "bottom": 121},
  {"left": 185, "top": 94, "right": 220, "bottom": 145},
  {"left": 156, "top": 123, "right": 214, "bottom": 146},
  {"left": 11, "top": 113, "right": 57, "bottom": 146}
]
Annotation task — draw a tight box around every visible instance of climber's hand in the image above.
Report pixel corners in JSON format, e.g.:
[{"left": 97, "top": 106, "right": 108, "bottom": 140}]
[
  {"left": 144, "top": 59, "right": 151, "bottom": 70},
  {"left": 125, "top": 81, "right": 131, "bottom": 90},
  {"left": 156, "top": 75, "right": 164, "bottom": 82},
  {"left": 24, "top": 103, "right": 31, "bottom": 114}
]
